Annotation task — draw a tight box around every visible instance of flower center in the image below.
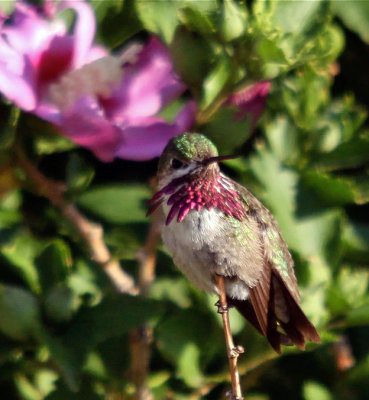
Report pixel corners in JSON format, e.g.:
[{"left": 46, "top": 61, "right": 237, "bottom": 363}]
[
  {"left": 47, "top": 43, "right": 143, "bottom": 112},
  {"left": 48, "top": 55, "right": 123, "bottom": 111}
]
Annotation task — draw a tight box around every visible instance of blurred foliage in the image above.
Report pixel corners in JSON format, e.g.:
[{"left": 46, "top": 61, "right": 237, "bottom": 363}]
[{"left": 0, "top": 0, "right": 369, "bottom": 399}]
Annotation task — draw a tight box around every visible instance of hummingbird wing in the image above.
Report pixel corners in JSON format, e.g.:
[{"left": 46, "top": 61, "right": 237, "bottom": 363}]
[{"left": 227, "top": 180, "right": 321, "bottom": 353}]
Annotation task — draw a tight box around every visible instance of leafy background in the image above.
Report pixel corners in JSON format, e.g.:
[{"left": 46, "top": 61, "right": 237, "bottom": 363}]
[{"left": 1, "top": 0, "right": 369, "bottom": 399}]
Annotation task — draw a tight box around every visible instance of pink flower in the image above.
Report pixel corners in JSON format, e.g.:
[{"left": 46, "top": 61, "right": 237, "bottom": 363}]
[
  {"left": 226, "top": 80, "right": 271, "bottom": 128},
  {"left": 0, "top": 1, "right": 195, "bottom": 161}
]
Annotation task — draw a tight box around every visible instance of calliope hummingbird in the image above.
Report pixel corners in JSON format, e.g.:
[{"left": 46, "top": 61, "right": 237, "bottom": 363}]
[{"left": 148, "top": 133, "right": 321, "bottom": 353}]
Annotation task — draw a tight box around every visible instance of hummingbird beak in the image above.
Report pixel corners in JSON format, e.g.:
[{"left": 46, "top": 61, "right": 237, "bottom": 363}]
[{"left": 202, "top": 154, "right": 239, "bottom": 166}]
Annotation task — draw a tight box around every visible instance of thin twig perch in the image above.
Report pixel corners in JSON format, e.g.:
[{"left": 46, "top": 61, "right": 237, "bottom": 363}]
[
  {"left": 215, "top": 274, "right": 244, "bottom": 400},
  {"left": 15, "top": 147, "right": 138, "bottom": 295}
]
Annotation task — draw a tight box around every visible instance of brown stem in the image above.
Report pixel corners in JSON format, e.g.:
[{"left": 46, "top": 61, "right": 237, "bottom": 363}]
[
  {"left": 214, "top": 275, "right": 244, "bottom": 400},
  {"left": 129, "top": 212, "right": 161, "bottom": 400},
  {"left": 196, "top": 94, "right": 228, "bottom": 126},
  {"left": 15, "top": 147, "right": 138, "bottom": 295},
  {"left": 136, "top": 211, "right": 160, "bottom": 296}
]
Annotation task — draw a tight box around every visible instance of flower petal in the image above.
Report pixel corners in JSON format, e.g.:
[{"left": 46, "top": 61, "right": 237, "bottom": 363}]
[
  {"left": 58, "top": 1, "right": 96, "bottom": 68},
  {"left": 107, "top": 37, "right": 186, "bottom": 123},
  {"left": 57, "top": 96, "right": 119, "bottom": 162},
  {"left": 0, "top": 66, "right": 36, "bottom": 110},
  {"left": 0, "top": 37, "right": 24, "bottom": 75},
  {"left": 173, "top": 100, "right": 197, "bottom": 133},
  {"left": 2, "top": 2, "right": 65, "bottom": 58},
  {"left": 34, "top": 101, "right": 61, "bottom": 125},
  {"left": 37, "top": 35, "right": 74, "bottom": 86},
  {"left": 115, "top": 102, "right": 196, "bottom": 161},
  {"left": 227, "top": 80, "right": 271, "bottom": 124},
  {"left": 85, "top": 45, "right": 109, "bottom": 63}
]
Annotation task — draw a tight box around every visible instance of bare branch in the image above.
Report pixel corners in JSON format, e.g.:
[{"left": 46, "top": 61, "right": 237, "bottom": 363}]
[
  {"left": 136, "top": 211, "right": 160, "bottom": 296},
  {"left": 215, "top": 275, "right": 244, "bottom": 400},
  {"left": 15, "top": 147, "right": 138, "bottom": 295},
  {"left": 129, "top": 212, "right": 161, "bottom": 400}
]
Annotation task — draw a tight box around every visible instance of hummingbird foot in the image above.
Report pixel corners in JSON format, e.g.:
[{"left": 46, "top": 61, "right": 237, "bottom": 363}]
[
  {"left": 215, "top": 300, "right": 230, "bottom": 314},
  {"left": 230, "top": 345, "right": 245, "bottom": 358},
  {"left": 226, "top": 390, "right": 244, "bottom": 400}
]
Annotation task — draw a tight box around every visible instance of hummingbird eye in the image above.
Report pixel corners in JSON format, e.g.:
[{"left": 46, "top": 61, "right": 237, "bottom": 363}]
[{"left": 171, "top": 159, "right": 184, "bottom": 169}]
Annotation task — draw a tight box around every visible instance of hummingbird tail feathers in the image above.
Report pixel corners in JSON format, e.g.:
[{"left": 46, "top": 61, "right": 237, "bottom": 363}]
[
  {"left": 229, "top": 270, "right": 321, "bottom": 354},
  {"left": 275, "top": 275, "right": 322, "bottom": 350}
]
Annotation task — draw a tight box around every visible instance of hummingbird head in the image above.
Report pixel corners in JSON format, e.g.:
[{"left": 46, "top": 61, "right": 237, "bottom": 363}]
[
  {"left": 148, "top": 133, "right": 244, "bottom": 224},
  {"left": 157, "top": 133, "right": 236, "bottom": 186}
]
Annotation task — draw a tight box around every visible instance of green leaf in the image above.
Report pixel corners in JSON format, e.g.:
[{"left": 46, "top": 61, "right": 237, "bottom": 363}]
[
  {"left": 14, "top": 374, "right": 43, "bottom": 400},
  {"left": 44, "top": 285, "right": 81, "bottom": 323},
  {"left": 31, "top": 117, "right": 76, "bottom": 155},
  {"left": 316, "top": 96, "right": 367, "bottom": 153},
  {"left": 303, "top": 381, "right": 332, "bottom": 400},
  {"left": 34, "top": 369, "right": 58, "bottom": 398},
  {"left": 327, "top": 267, "right": 369, "bottom": 316},
  {"left": 270, "top": 0, "right": 326, "bottom": 35},
  {"left": 0, "top": 285, "right": 41, "bottom": 341},
  {"left": 204, "top": 107, "right": 252, "bottom": 154},
  {"left": 248, "top": 146, "right": 303, "bottom": 250},
  {"left": 67, "top": 261, "right": 103, "bottom": 306},
  {"left": 253, "top": 0, "right": 333, "bottom": 75},
  {"left": 264, "top": 115, "right": 299, "bottom": 162},
  {"left": 93, "top": 0, "right": 124, "bottom": 29},
  {"left": 332, "top": 0, "right": 369, "bottom": 43},
  {"left": 337, "top": 267, "right": 369, "bottom": 303},
  {"left": 92, "top": 0, "right": 123, "bottom": 17},
  {"left": 347, "top": 173, "right": 369, "bottom": 205},
  {"left": 0, "top": 189, "right": 21, "bottom": 212},
  {"left": 42, "top": 295, "right": 162, "bottom": 390},
  {"left": 301, "top": 171, "right": 356, "bottom": 206},
  {"left": 94, "top": 0, "right": 142, "bottom": 47},
  {"left": 170, "top": 28, "right": 213, "bottom": 89},
  {"left": 0, "top": 107, "right": 20, "bottom": 150},
  {"left": 77, "top": 184, "right": 151, "bottom": 224},
  {"left": 342, "top": 221, "right": 369, "bottom": 263},
  {"left": 15, "top": 370, "right": 58, "bottom": 400},
  {"left": 249, "top": 146, "right": 341, "bottom": 271},
  {"left": 254, "top": 0, "right": 328, "bottom": 36},
  {"left": 255, "top": 37, "right": 289, "bottom": 77},
  {"left": 318, "top": 24, "right": 345, "bottom": 65},
  {"left": 83, "top": 352, "right": 108, "bottom": 380},
  {"left": 150, "top": 277, "right": 192, "bottom": 308},
  {"left": 44, "top": 377, "right": 101, "bottom": 400},
  {"left": 221, "top": 0, "right": 247, "bottom": 41},
  {"left": 201, "top": 58, "right": 232, "bottom": 108},
  {"left": 179, "top": 5, "right": 216, "bottom": 35},
  {"left": 178, "top": 343, "right": 203, "bottom": 388},
  {"left": 279, "top": 68, "right": 330, "bottom": 130},
  {"left": 36, "top": 240, "right": 72, "bottom": 293},
  {"left": 315, "top": 137, "right": 369, "bottom": 171},
  {"left": 156, "top": 309, "right": 219, "bottom": 383},
  {"left": 41, "top": 331, "right": 85, "bottom": 393},
  {"left": 66, "top": 154, "right": 94, "bottom": 192},
  {"left": 136, "top": 0, "right": 180, "bottom": 43},
  {"left": 345, "top": 301, "right": 369, "bottom": 327},
  {"left": 1, "top": 232, "right": 43, "bottom": 293},
  {"left": 64, "top": 295, "right": 163, "bottom": 349},
  {"left": 300, "top": 281, "right": 328, "bottom": 326},
  {"left": 148, "top": 370, "right": 171, "bottom": 389}
]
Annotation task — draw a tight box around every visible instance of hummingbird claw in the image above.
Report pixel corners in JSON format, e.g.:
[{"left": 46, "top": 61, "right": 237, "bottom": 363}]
[
  {"left": 230, "top": 345, "right": 245, "bottom": 358},
  {"left": 226, "top": 390, "right": 244, "bottom": 400},
  {"left": 215, "top": 300, "right": 229, "bottom": 314}
]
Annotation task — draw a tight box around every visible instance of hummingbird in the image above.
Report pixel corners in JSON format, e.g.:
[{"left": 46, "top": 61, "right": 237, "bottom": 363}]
[{"left": 148, "top": 133, "right": 321, "bottom": 353}]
